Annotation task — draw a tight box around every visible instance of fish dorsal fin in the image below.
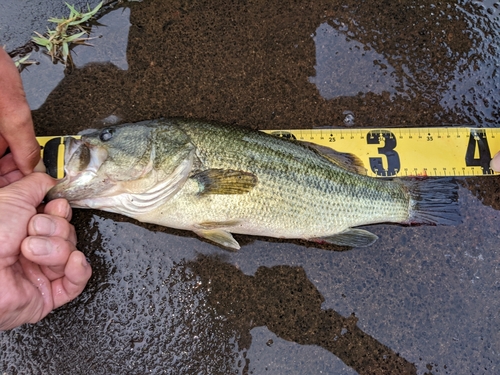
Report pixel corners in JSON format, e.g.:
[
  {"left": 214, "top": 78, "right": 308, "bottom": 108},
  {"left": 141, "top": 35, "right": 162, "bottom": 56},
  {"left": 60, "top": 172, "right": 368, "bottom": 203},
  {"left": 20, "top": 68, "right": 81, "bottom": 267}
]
[
  {"left": 314, "top": 228, "right": 378, "bottom": 247},
  {"left": 193, "top": 228, "right": 240, "bottom": 250},
  {"left": 193, "top": 169, "right": 258, "bottom": 195},
  {"left": 299, "top": 141, "right": 366, "bottom": 175}
]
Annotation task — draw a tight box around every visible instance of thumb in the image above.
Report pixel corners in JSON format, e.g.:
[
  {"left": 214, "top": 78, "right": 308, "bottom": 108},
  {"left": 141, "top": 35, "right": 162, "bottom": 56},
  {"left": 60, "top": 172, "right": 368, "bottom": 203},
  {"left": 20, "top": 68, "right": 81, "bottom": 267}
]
[{"left": 0, "top": 172, "right": 56, "bottom": 208}]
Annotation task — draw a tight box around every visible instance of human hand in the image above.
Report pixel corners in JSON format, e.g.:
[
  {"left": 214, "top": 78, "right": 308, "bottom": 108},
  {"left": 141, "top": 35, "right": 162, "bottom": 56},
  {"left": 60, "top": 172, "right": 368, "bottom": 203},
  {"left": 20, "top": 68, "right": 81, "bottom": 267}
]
[
  {"left": 0, "top": 47, "right": 41, "bottom": 179},
  {"left": 0, "top": 173, "right": 92, "bottom": 331}
]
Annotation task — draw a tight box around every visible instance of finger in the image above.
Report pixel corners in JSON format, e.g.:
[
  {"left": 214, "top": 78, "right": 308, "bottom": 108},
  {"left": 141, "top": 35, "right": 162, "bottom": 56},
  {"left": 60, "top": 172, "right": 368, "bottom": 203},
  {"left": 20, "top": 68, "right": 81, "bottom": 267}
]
[
  {"left": 0, "top": 172, "right": 56, "bottom": 208},
  {"left": 28, "top": 214, "right": 77, "bottom": 245},
  {"left": 0, "top": 169, "right": 23, "bottom": 188},
  {"left": 0, "top": 152, "right": 17, "bottom": 175},
  {"left": 22, "top": 236, "right": 78, "bottom": 282},
  {"left": 43, "top": 198, "right": 72, "bottom": 221},
  {"left": 491, "top": 151, "right": 500, "bottom": 172},
  {"left": 22, "top": 233, "right": 77, "bottom": 269},
  {"left": 0, "top": 153, "right": 24, "bottom": 188},
  {"left": 0, "top": 48, "right": 40, "bottom": 175},
  {"left": 51, "top": 251, "right": 92, "bottom": 310}
]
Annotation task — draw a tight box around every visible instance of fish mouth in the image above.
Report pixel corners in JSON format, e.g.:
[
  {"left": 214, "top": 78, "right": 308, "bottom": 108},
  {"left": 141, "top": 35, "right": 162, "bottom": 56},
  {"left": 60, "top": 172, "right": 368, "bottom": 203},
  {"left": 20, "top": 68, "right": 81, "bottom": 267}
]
[
  {"left": 64, "top": 137, "right": 92, "bottom": 178},
  {"left": 46, "top": 137, "right": 109, "bottom": 201}
]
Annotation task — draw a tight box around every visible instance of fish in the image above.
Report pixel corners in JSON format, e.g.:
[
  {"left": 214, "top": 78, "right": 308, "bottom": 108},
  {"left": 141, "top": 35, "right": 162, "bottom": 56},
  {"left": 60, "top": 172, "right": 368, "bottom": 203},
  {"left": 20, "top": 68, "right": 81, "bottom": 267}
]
[{"left": 46, "top": 119, "right": 460, "bottom": 250}]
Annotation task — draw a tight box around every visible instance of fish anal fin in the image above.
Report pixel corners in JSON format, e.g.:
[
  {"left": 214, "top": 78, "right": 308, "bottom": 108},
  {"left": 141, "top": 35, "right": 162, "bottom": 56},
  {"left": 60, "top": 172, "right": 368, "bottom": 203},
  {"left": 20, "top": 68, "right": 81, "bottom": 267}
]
[
  {"left": 300, "top": 141, "right": 366, "bottom": 175},
  {"left": 193, "top": 169, "right": 258, "bottom": 195},
  {"left": 313, "top": 228, "right": 378, "bottom": 247},
  {"left": 194, "top": 228, "right": 241, "bottom": 251}
]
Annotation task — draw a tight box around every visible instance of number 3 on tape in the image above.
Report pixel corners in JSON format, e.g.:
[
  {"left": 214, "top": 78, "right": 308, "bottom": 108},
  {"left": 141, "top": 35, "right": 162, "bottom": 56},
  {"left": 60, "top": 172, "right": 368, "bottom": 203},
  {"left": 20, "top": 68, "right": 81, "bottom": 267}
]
[{"left": 367, "top": 131, "right": 401, "bottom": 177}]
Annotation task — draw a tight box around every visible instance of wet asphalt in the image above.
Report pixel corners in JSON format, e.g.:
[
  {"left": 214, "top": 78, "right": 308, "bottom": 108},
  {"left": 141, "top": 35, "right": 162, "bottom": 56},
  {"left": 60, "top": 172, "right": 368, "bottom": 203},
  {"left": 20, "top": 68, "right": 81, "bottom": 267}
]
[{"left": 1, "top": 1, "right": 500, "bottom": 374}]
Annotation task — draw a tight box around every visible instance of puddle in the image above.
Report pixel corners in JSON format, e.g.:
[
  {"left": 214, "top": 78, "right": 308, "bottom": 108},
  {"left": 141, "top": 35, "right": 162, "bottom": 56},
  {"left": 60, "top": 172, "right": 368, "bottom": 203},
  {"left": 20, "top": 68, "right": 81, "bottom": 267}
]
[
  {"left": 71, "top": 7, "right": 131, "bottom": 71},
  {"left": 20, "top": 50, "right": 66, "bottom": 110},
  {"left": 309, "top": 22, "right": 401, "bottom": 99},
  {"left": 1, "top": 0, "right": 500, "bottom": 374}
]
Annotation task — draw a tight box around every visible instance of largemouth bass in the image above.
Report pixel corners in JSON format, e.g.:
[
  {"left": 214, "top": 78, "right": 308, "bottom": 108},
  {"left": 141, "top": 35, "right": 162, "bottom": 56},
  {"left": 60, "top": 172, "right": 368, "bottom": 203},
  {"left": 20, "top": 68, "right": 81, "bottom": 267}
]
[{"left": 47, "top": 119, "right": 460, "bottom": 250}]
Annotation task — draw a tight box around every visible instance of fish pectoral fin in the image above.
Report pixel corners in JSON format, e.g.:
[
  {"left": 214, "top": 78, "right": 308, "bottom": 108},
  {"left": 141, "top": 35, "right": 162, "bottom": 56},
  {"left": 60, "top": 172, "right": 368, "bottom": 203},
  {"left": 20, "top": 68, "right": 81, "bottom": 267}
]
[
  {"left": 193, "top": 228, "right": 241, "bottom": 251},
  {"left": 300, "top": 141, "right": 366, "bottom": 175},
  {"left": 313, "top": 228, "right": 378, "bottom": 247},
  {"left": 192, "top": 169, "right": 258, "bottom": 195}
]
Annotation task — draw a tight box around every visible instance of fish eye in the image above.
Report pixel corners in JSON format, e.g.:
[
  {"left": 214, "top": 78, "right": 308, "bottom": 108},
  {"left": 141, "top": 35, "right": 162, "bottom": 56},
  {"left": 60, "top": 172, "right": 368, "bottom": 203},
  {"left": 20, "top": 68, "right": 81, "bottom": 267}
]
[{"left": 99, "top": 128, "right": 115, "bottom": 142}]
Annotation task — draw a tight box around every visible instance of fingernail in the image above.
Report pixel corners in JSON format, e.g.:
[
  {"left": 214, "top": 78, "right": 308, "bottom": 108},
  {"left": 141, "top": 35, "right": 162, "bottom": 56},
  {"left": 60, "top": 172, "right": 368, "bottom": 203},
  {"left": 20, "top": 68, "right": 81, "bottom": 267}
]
[
  {"left": 491, "top": 152, "right": 500, "bottom": 172},
  {"left": 28, "top": 237, "right": 52, "bottom": 255},
  {"left": 33, "top": 216, "right": 56, "bottom": 236}
]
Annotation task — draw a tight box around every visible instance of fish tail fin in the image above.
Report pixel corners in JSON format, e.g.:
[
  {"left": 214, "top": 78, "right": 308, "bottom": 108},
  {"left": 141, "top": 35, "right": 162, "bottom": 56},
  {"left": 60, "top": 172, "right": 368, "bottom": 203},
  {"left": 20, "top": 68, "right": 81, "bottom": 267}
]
[{"left": 402, "top": 178, "right": 461, "bottom": 226}]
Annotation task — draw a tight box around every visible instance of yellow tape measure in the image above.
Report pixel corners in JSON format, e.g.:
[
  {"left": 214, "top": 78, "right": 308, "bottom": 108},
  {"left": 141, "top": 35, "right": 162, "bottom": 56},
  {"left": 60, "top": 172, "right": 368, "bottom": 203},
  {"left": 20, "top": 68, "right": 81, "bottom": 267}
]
[
  {"left": 37, "top": 127, "right": 500, "bottom": 179},
  {"left": 265, "top": 127, "right": 500, "bottom": 177}
]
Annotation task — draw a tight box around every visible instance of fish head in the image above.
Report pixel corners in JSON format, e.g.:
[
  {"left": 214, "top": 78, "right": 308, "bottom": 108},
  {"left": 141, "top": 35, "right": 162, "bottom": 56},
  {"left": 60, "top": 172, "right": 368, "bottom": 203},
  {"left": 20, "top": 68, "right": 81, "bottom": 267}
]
[{"left": 46, "top": 122, "right": 195, "bottom": 209}]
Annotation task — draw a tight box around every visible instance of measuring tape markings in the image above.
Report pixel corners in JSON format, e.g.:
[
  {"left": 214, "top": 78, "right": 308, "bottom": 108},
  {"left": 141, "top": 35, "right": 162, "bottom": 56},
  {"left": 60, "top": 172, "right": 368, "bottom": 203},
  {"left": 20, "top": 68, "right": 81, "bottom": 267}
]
[
  {"left": 262, "top": 127, "right": 499, "bottom": 177},
  {"left": 36, "top": 127, "right": 500, "bottom": 179}
]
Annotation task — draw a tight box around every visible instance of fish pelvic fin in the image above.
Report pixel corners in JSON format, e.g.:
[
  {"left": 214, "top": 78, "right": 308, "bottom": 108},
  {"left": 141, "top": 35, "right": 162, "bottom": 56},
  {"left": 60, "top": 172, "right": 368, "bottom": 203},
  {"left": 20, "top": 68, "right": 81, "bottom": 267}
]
[
  {"left": 192, "top": 169, "right": 258, "bottom": 195},
  {"left": 313, "top": 228, "right": 378, "bottom": 247},
  {"left": 193, "top": 228, "right": 241, "bottom": 251},
  {"left": 403, "top": 178, "right": 461, "bottom": 226}
]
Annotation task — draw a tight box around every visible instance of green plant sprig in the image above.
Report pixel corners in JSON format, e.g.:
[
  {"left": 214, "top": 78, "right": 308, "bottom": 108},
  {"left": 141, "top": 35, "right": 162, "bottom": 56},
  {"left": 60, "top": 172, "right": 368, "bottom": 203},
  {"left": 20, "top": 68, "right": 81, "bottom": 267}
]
[
  {"left": 32, "top": 2, "right": 103, "bottom": 65},
  {"left": 13, "top": 53, "right": 37, "bottom": 71}
]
